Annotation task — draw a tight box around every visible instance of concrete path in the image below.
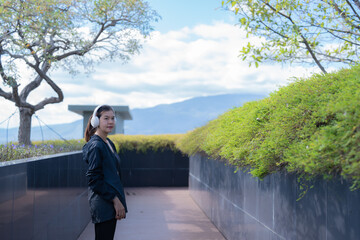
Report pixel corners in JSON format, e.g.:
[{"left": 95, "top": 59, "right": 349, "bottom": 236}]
[{"left": 78, "top": 187, "right": 225, "bottom": 240}]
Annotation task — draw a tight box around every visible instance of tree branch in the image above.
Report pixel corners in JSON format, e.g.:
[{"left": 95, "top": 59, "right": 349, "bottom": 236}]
[
  {"left": 19, "top": 74, "right": 43, "bottom": 101},
  {"left": 0, "top": 56, "right": 37, "bottom": 109},
  {"left": 91, "top": 23, "right": 106, "bottom": 46},
  {"left": 16, "top": 17, "right": 42, "bottom": 66},
  {"left": 54, "top": 22, "right": 107, "bottom": 61},
  {"left": 20, "top": 32, "right": 58, "bottom": 101},
  {"left": 0, "top": 44, "right": 17, "bottom": 90},
  {"left": 11, "top": 85, "right": 22, "bottom": 107},
  {"left": 330, "top": 1, "right": 360, "bottom": 30},
  {"left": 315, "top": 50, "right": 357, "bottom": 63},
  {"left": 319, "top": 25, "right": 360, "bottom": 37},
  {"left": 299, "top": 37, "right": 327, "bottom": 73},
  {"left": 27, "top": 63, "right": 64, "bottom": 111},
  {"left": 258, "top": 20, "right": 290, "bottom": 39},
  {"left": 261, "top": 0, "right": 291, "bottom": 20},
  {"left": 54, "top": 13, "right": 137, "bottom": 62},
  {"left": 54, "top": 48, "right": 88, "bottom": 61},
  {"left": 323, "top": 27, "right": 360, "bottom": 47},
  {"left": 262, "top": 1, "right": 327, "bottom": 73},
  {"left": 353, "top": 0, "right": 360, "bottom": 10},
  {"left": 4, "top": 46, "right": 62, "bottom": 110},
  {"left": 0, "top": 87, "right": 13, "bottom": 101},
  {"left": 1, "top": 43, "right": 20, "bottom": 104},
  {"left": 346, "top": 0, "right": 360, "bottom": 21},
  {"left": 34, "top": 96, "right": 63, "bottom": 111}
]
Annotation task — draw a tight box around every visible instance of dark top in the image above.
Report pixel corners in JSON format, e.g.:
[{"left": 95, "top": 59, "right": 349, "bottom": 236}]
[{"left": 82, "top": 135, "right": 127, "bottom": 223}]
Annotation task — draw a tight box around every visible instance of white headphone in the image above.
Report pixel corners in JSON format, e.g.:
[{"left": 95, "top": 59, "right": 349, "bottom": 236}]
[{"left": 90, "top": 105, "right": 116, "bottom": 128}]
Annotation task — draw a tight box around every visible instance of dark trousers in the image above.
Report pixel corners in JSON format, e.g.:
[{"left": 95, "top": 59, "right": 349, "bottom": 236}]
[{"left": 95, "top": 218, "right": 117, "bottom": 240}]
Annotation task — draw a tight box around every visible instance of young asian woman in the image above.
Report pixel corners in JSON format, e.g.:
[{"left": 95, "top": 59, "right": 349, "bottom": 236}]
[{"left": 82, "top": 105, "right": 127, "bottom": 240}]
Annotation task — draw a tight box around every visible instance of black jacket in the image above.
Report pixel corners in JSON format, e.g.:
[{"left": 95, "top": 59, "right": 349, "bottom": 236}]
[{"left": 82, "top": 135, "right": 127, "bottom": 223}]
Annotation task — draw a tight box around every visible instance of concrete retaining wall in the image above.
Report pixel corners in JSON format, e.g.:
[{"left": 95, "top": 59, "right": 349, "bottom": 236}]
[
  {"left": 189, "top": 153, "right": 360, "bottom": 240},
  {"left": 0, "top": 152, "right": 90, "bottom": 240},
  {"left": 119, "top": 149, "right": 189, "bottom": 187}
]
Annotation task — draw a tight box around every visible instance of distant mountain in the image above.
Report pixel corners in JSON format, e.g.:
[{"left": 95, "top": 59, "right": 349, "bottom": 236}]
[
  {"left": 0, "top": 93, "right": 265, "bottom": 144},
  {"left": 125, "top": 93, "right": 265, "bottom": 135},
  {"left": 0, "top": 120, "right": 83, "bottom": 144}
]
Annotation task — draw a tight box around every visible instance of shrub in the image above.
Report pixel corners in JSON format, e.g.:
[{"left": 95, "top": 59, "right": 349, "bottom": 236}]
[
  {"left": 177, "top": 65, "right": 360, "bottom": 190},
  {"left": 110, "top": 134, "right": 184, "bottom": 153}
]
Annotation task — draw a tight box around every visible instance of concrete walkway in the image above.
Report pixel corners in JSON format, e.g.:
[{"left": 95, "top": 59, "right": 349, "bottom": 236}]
[{"left": 78, "top": 187, "right": 225, "bottom": 240}]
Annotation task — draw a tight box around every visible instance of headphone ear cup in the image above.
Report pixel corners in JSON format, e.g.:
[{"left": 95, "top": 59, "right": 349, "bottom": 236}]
[{"left": 91, "top": 116, "right": 100, "bottom": 128}]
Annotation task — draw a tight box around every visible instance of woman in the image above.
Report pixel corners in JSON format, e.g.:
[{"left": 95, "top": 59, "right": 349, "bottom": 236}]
[{"left": 82, "top": 105, "right": 127, "bottom": 240}]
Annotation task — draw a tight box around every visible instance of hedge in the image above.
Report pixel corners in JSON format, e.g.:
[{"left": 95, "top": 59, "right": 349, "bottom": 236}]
[{"left": 176, "top": 65, "right": 360, "bottom": 190}]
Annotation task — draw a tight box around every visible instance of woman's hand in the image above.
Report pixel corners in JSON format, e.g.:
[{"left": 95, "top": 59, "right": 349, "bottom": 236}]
[{"left": 113, "top": 196, "right": 126, "bottom": 220}]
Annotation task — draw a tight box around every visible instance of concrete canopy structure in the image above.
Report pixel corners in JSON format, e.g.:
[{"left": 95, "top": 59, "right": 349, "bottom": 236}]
[{"left": 68, "top": 105, "right": 132, "bottom": 136}]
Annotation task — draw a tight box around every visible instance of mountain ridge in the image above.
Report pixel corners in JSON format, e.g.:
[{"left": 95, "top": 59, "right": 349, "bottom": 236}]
[{"left": 0, "top": 93, "right": 266, "bottom": 144}]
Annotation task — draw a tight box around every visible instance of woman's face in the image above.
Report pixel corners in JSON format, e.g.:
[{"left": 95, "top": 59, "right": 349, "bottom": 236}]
[{"left": 98, "top": 110, "right": 116, "bottom": 134}]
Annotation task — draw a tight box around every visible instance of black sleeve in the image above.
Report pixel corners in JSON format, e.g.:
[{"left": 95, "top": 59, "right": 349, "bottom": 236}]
[{"left": 86, "top": 144, "right": 116, "bottom": 202}]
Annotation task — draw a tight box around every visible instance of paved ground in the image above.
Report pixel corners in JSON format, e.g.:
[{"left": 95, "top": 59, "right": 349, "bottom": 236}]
[{"left": 78, "top": 187, "right": 225, "bottom": 240}]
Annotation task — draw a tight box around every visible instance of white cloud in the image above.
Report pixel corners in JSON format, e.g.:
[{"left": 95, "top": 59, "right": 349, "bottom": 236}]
[{"left": 0, "top": 22, "right": 321, "bottom": 128}]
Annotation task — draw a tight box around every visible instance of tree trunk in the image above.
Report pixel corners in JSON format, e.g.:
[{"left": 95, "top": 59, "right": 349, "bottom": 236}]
[{"left": 18, "top": 107, "right": 33, "bottom": 145}]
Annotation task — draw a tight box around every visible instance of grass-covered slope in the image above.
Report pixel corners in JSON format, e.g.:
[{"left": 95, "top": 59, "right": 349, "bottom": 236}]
[{"left": 177, "top": 65, "right": 360, "bottom": 190}]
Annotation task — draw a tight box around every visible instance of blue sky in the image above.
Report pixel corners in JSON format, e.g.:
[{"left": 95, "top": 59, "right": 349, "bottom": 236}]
[
  {"left": 1, "top": 0, "right": 319, "bottom": 129},
  {"left": 147, "top": 0, "right": 233, "bottom": 32}
]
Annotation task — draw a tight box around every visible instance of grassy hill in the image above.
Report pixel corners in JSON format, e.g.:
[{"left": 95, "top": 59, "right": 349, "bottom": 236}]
[{"left": 177, "top": 65, "right": 360, "bottom": 190}]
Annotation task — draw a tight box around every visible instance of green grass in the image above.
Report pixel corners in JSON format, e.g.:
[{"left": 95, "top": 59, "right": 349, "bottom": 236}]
[{"left": 176, "top": 65, "right": 360, "bottom": 190}]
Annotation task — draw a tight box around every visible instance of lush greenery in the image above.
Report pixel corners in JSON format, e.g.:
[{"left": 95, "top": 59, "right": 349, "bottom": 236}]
[
  {"left": 177, "top": 65, "right": 360, "bottom": 190},
  {"left": 109, "top": 134, "right": 184, "bottom": 153},
  {"left": 2, "top": 64, "right": 359, "bottom": 192},
  {"left": 222, "top": 0, "right": 360, "bottom": 73},
  {"left": 0, "top": 139, "right": 85, "bottom": 162}
]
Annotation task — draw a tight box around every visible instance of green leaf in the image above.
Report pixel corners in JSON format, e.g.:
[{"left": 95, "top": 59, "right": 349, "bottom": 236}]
[{"left": 240, "top": 17, "right": 246, "bottom": 25}]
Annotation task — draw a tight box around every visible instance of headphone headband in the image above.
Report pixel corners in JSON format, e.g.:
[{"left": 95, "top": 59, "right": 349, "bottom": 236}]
[{"left": 90, "top": 105, "right": 115, "bottom": 128}]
